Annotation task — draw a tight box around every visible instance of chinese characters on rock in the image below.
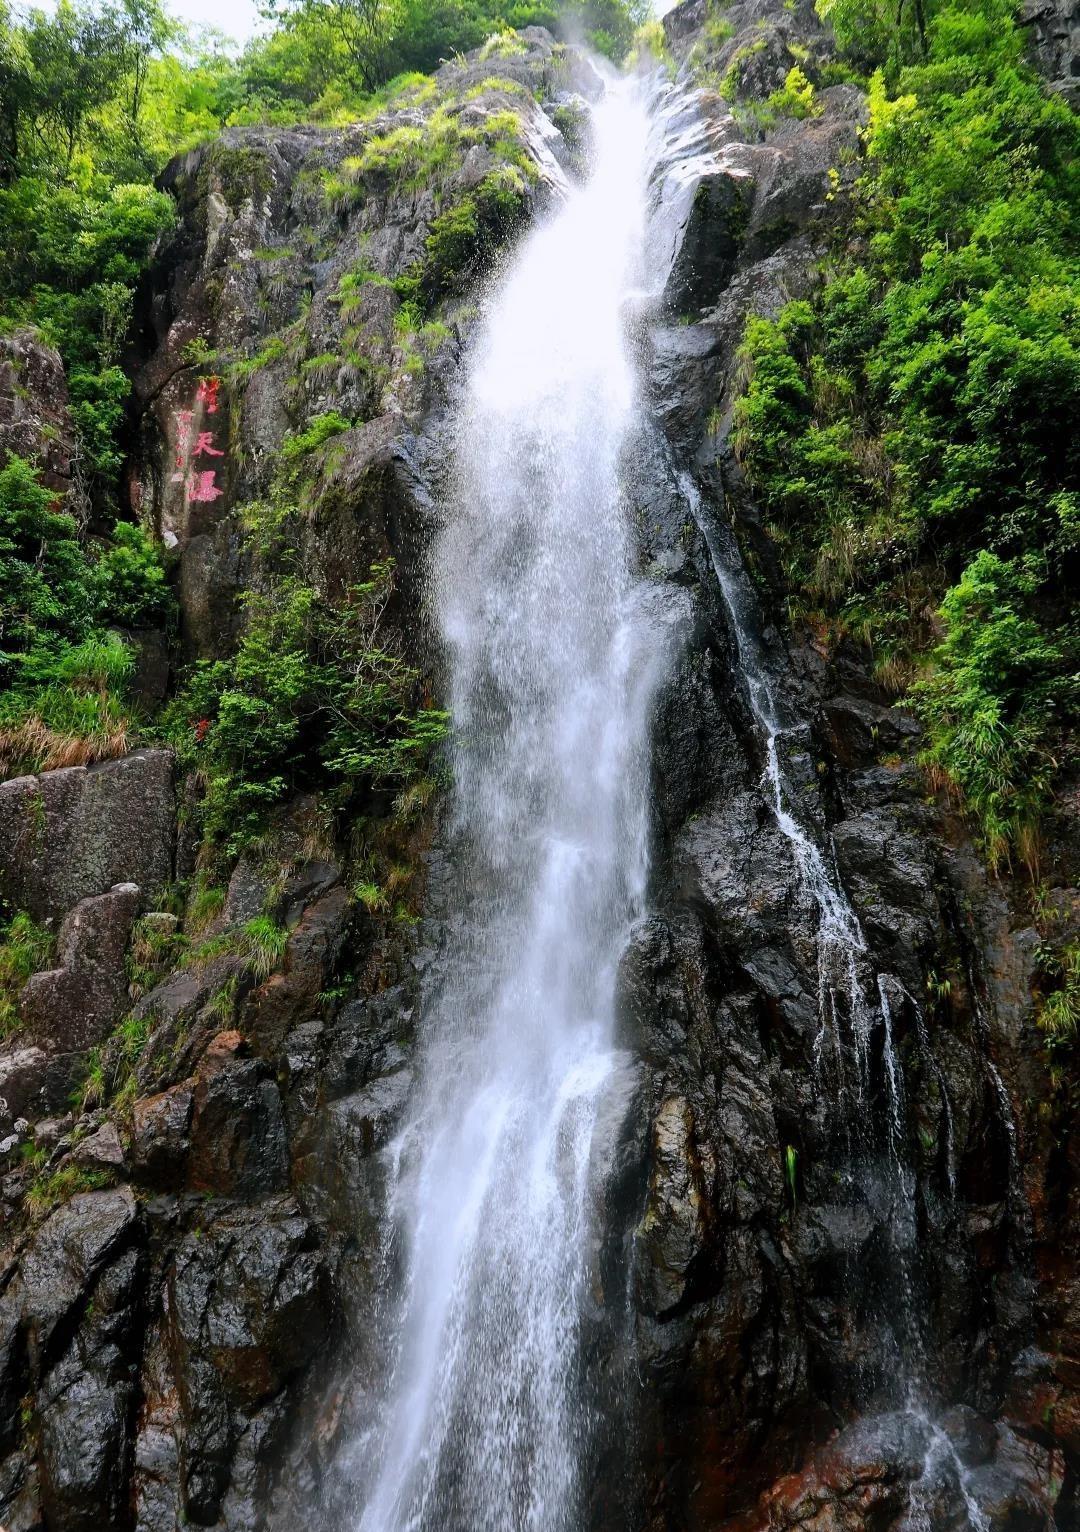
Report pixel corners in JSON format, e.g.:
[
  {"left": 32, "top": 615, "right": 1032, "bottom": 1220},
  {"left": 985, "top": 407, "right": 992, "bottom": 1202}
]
[{"left": 171, "top": 377, "right": 225, "bottom": 504}]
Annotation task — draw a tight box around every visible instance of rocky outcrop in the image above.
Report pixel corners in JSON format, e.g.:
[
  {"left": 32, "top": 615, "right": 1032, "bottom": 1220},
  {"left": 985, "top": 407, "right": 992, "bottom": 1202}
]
[
  {"left": 0, "top": 750, "right": 176, "bottom": 923},
  {"left": 129, "top": 30, "right": 593, "bottom": 665},
  {"left": 0, "top": 328, "right": 77, "bottom": 498},
  {"left": 20, "top": 882, "right": 141, "bottom": 1052},
  {"left": 1021, "top": 0, "right": 1080, "bottom": 105}
]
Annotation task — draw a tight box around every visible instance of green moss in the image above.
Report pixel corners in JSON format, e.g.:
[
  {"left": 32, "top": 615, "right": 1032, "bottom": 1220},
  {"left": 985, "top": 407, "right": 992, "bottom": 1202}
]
[
  {"left": 233, "top": 334, "right": 287, "bottom": 382},
  {"left": 281, "top": 409, "right": 352, "bottom": 458},
  {"left": 421, "top": 165, "right": 529, "bottom": 302},
  {"left": 326, "top": 103, "right": 535, "bottom": 206},
  {"left": 719, "top": 36, "right": 767, "bottom": 98},
  {"left": 208, "top": 143, "right": 274, "bottom": 211}
]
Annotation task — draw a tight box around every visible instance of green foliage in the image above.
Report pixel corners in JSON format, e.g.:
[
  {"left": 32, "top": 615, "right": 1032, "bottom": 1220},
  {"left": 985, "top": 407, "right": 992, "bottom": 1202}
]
[
  {"left": 0, "top": 456, "right": 92, "bottom": 667},
  {"left": 330, "top": 103, "right": 534, "bottom": 211},
  {"left": 194, "top": 915, "right": 290, "bottom": 979},
  {"left": 0, "top": 175, "right": 174, "bottom": 491},
  {"left": 734, "top": 0, "right": 1080, "bottom": 866},
  {"left": 26, "top": 1164, "right": 111, "bottom": 1217},
  {"left": 0, "top": 912, "right": 54, "bottom": 1038},
  {"left": 232, "top": 334, "right": 288, "bottom": 382},
  {"left": 127, "top": 913, "right": 185, "bottom": 999},
  {"left": 784, "top": 1144, "right": 798, "bottom": 1208},
  {"left": 421, "top": 167, "right": 528, "bottom": 302},
  {"left": 767, "top": 65, "right": 819, "bottom": 118},
  {"left": 911, "top": 553, "right": 1065, "bottom": 868},
  {"left": 94, "top": 521, "right": 170, "bottom": 627},
  {"left": 1038, "top": 941, "right": 1080, "bottom": 1041},
  {"left": 167, "top": 558, "right": 447, "bottom": 859},
  {"left": 281, "top": 409, "right": 352, "bottom": 458},
  {"left": 816, "top": 0, "right": 930, "bottom": 70},
  {"left": 0, "top": 452, "right": 170, "bottom": 773}
]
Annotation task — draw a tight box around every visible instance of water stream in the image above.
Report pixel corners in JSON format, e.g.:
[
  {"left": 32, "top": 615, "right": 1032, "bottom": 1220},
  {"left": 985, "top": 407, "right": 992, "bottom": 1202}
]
[
  {"left": 347, "top": 64, "right": 1010, "bottom": 1532},
  {"left": 678, "top": 471, "right": 991, "bottom": 1530},
  {"left": 354, "top": 77, "right": 669, "bottom": 1532}
]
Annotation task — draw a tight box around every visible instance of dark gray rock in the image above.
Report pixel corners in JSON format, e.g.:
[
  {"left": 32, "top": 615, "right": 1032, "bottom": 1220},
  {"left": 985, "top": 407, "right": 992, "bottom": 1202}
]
[
  {"left": 186, "top": 1032, "right": 289, "bottom": 1200},
  {"left": 663, "top": 161, "right": 756, "bottom": 315},
  {"left": 1021, "top": 0, "right": 1080, "bottom": 105},
  {"left": 166, "top": 1200, "right": 331, "bottom": 1525},
  {"left": 0, "top": 1048, "right": 51, "bottom": 1136}
]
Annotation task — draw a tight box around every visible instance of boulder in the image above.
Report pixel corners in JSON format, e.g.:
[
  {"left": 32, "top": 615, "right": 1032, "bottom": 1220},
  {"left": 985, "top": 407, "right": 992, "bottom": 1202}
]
[
  {"left": 71, "top": 1121, "right": 126, "bottom": 1173},
  {"left": 0, "top": 328, "right": 76, "bottom": 497},
  {"left": 20, "top": 884, "right": 141, "bottom": 1053},
  {"left": 0, "top": 751, "right": 176, "bottom": 924},
  {"left": 663, "top": 160, "right": 756, "bottom": 316},
  {"left": 1021, "top": 0, "right": 1080, "bottom": 105},
  {"left": 634, "top": 1095, "right": 712, "bottom": 1316},
  {"left": 130, "top": 1082, "right": 194, "bottom": 1189}
]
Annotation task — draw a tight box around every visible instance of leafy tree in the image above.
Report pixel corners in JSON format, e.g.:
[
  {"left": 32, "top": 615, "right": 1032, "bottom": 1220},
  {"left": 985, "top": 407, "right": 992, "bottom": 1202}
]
[{"left": 0, "top": 455, "right": 91, "bottom": 673}]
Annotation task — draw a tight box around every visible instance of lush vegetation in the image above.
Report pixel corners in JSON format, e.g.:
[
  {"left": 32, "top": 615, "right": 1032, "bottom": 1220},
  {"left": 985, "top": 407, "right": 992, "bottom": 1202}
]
[
  {"left": 165, "top": 551, "right": 446, "bottom": 864},
  {"left": 733, "top": 0, "right": 1079, "bottom": 871},
  {"left": 0, "top": 911, "right": 53, "bottom": 1037},
  {"left": 0, "top": 0, "right": 645, "bottom": 853},
  {"left": 0, "top": 453, "right": 168, "bottom": 776}
]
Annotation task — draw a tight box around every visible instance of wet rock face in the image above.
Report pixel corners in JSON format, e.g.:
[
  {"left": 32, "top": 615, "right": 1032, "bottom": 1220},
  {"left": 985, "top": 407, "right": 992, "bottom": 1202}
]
[
  {"left": 0, "top": 1187, "right": 143, "bottom": 1532},
  {"left": 750, "top": 1409, "right": 1061, "bottom": 1530},
  {"left": 0, "top": 14, "right": 1074, "bottom": 1532},
  {"left": 609, "top": 2, "right": 1076, "bottom": 1526}
]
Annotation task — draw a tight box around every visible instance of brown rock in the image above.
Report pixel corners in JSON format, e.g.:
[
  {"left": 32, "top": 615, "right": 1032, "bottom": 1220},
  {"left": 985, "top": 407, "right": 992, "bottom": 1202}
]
[{"left": 130, "top": 1082, "right": 194, "bottom": 1189}]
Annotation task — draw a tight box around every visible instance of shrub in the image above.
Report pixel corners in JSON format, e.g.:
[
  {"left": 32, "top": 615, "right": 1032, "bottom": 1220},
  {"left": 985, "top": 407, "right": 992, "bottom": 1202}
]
[
  {"left": 167, "top": 560, "right": 447, "bottom": 859},
  {"left": 767, "top": 66, "right": 819, "bottom": 118},
  {"left": 281, "top": 410, "right": 352, "bottom": 459},
  {"left": 911, "top": 553, "right": 1064, "bottom": 870},
  {"left": 94, "top": 522, "right": 170, "bottom": 628},
  {"left": 0, "top": 456, "right": 92, "bottom": 670}
]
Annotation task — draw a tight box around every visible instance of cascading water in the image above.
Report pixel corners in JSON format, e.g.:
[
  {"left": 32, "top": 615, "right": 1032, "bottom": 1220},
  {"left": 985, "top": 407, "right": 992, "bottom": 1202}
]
[
  {"left": 353, "top": 77, "right": 669, "bottom": 1532},
  {"left": 678, "top": 469, "right": 992, "bottom": 1529}
]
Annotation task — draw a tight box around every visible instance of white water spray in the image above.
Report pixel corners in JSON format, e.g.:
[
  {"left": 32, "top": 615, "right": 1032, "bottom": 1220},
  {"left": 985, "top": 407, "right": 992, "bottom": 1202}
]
[{"left": 354, "top": 79, "right": 668, "bottom": 1532}]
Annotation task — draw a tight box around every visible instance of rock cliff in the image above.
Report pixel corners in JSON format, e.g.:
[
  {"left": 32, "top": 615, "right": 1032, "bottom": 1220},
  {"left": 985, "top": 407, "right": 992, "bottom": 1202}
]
[{"left": 0, "top": 9, "right": 1076, "bottom": 1532}]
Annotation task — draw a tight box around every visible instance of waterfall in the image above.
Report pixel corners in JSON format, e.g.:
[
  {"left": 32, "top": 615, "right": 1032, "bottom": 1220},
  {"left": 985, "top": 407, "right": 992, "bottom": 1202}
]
[
  {"left": 353, "top": 76, "right": 669, "bottom": 1532},
  {"left": 678, "top": 471, "right": 994, "bottom": 1527}
]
